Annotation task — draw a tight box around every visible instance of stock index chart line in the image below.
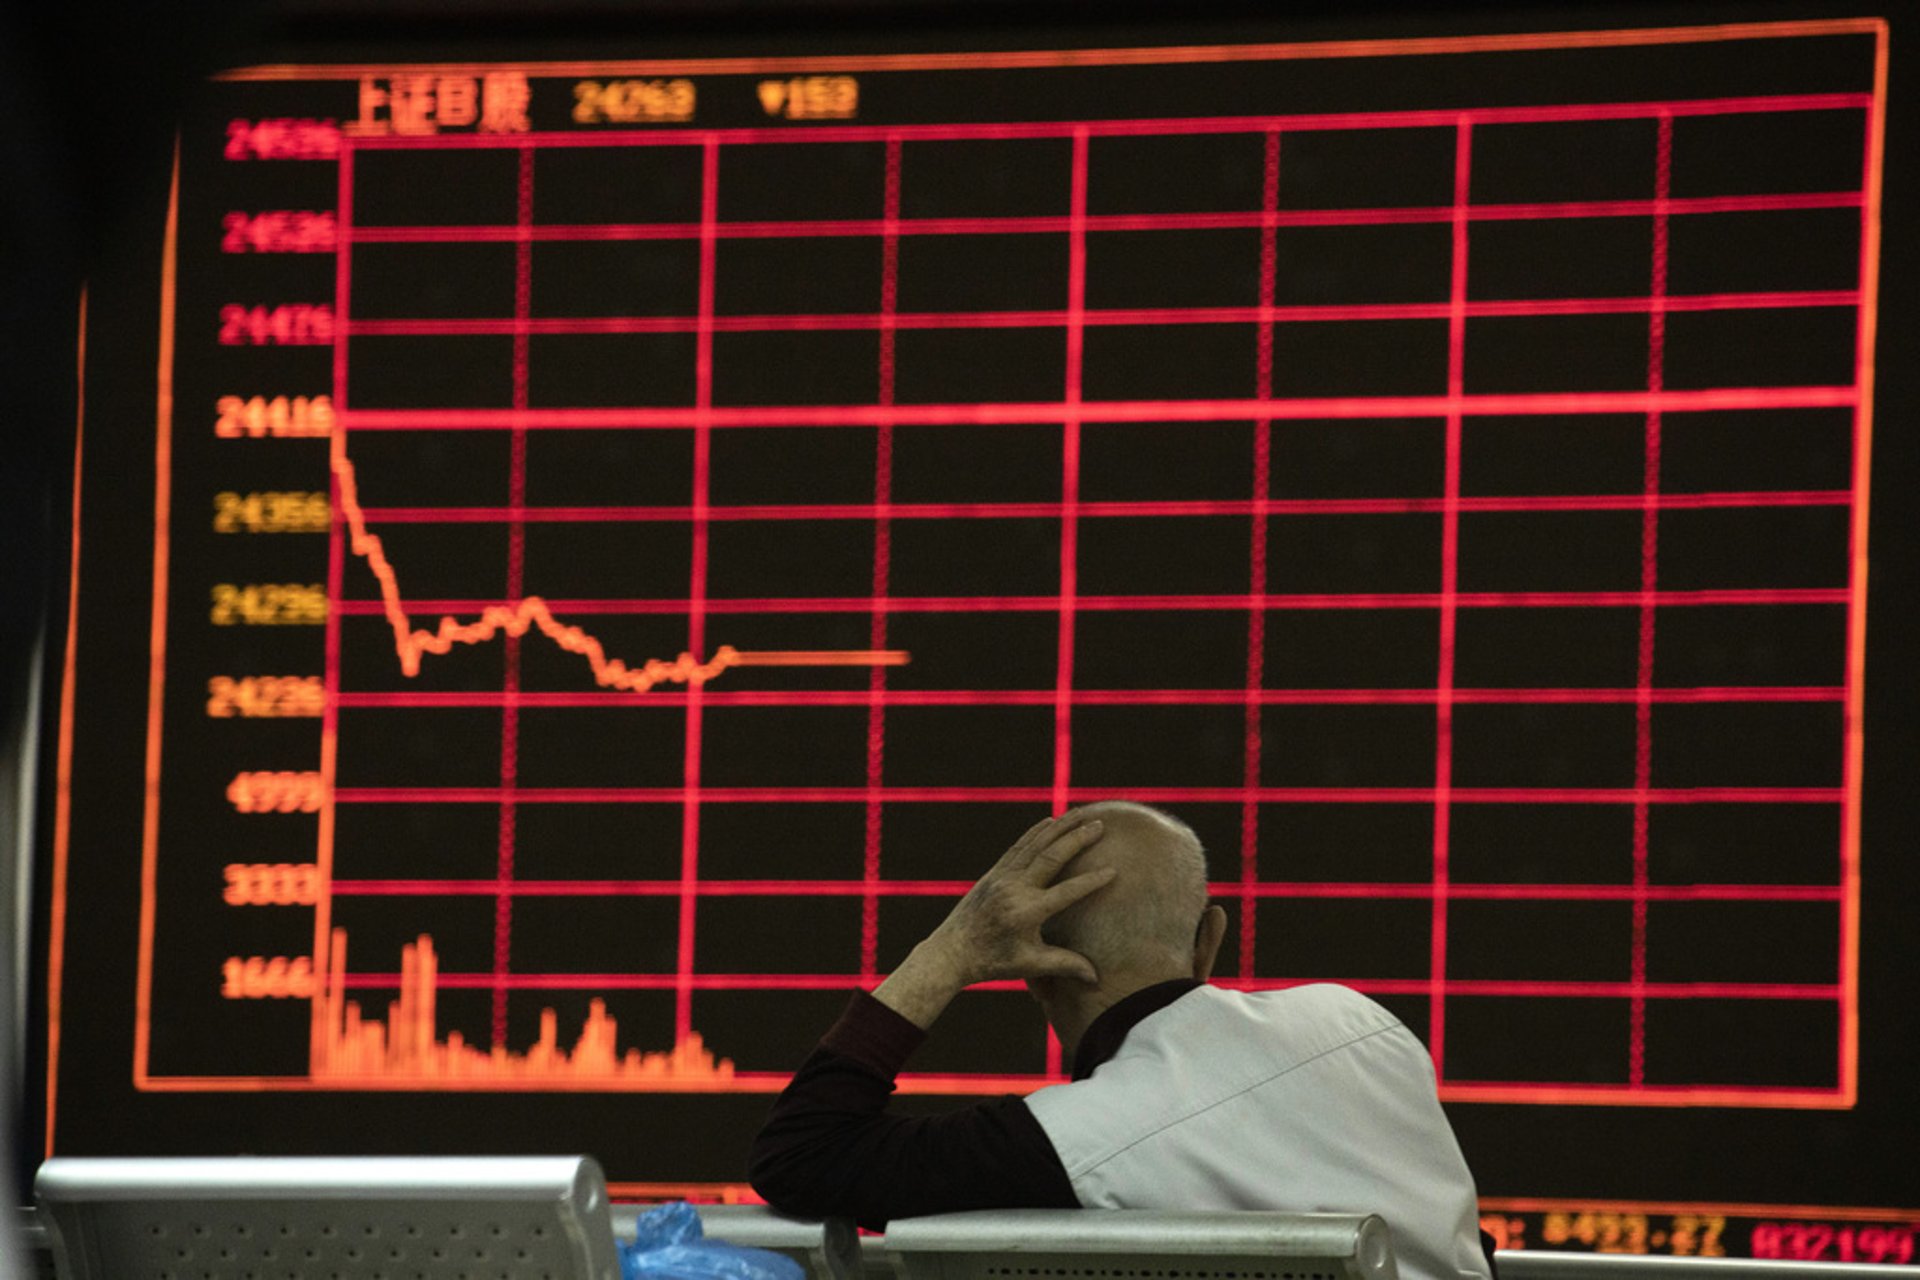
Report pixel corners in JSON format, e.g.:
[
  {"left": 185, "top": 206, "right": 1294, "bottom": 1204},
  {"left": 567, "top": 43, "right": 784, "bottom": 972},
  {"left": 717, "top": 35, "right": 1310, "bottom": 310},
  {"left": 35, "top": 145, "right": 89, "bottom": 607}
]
[{"left": 106, "top": 26, "right": 1880, "bottom": 1118}]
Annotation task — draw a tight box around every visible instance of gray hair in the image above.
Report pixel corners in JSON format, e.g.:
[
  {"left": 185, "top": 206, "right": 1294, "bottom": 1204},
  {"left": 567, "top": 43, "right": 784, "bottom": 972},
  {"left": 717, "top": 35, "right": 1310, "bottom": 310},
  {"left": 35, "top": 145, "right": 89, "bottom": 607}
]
[{"left": 1041, "top": 800, "right": 1209, "bottom": 978}]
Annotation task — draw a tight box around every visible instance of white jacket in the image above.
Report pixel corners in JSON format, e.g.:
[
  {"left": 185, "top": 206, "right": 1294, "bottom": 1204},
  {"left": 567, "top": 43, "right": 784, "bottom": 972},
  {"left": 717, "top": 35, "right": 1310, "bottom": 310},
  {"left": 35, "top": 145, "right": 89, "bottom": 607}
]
[{"left": 1026, "top": 983, "right": 1491, "bottom": 1280}]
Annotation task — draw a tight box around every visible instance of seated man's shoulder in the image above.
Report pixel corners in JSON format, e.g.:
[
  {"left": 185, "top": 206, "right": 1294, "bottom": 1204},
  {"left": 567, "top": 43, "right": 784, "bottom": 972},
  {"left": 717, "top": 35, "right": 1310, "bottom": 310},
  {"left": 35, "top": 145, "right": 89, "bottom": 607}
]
[
  {"left": 1197, "top": 981, "right": 1410, "bottom": 1046},
  {"left": 1054, "top": 982, "right": 1413, "bottom": 1104}
]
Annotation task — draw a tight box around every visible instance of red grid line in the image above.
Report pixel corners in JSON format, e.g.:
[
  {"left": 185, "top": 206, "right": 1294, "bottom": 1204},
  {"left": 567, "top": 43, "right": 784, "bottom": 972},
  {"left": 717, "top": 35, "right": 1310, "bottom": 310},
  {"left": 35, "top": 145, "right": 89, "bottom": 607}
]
[
  {"left": 859, "top": 136, "right": 902, "bottom": 981},
  {"left": 333, "top": 386, "right": 1861, "bottom": 430},
  {"left": 342, "top": 91, "right": 1871, "bottom": 150},
  {"left": 345, "top": 189, "right": 1862, "bottom": 243},
  {"left": 331, "top": 971, "right": 1841, "bottom": 1002},
  {"left": 329, "top": 879, "right": 1843, "bottom": 904},
  {"left": 328, "top": 785, "right": 1843, "bottom": 804},
  {"left": 1836, "top": 31, "right": 1885, "bottom": 1104},
  {"left": 342, "top": 290, "right": 1857, "bottom": 337},
  {"left": 331, "top": 686, "right": 1845, "bottom": 709},
  {"left": 672, "top": 138, "right": 721, "bottom": 1042},
  {"left": 1628, "top": 114, "right": 1674, "bottom": 1087},
  {"left": 309, "top": 144, "right": 354, "bottom": 1076},
  {"left": 331, "top": 588, "right": 1849, "bottom": 615},
  {"left": 351, "top": 491, "right": 1851, "bottom": 523},
  {"left": 489, "top": 143, "right": 535, "bottom": 1049},
  {"left": 1240, "top": 128, "right": 1280, "bottom": 982},
  {"left": 1052, "top": 127, "right": 1090, "bottom": 821},
  {"left": 1039, "top": 129, "right": 1092, "bottom": 1078},
  {"left": 1428, "top": 117, "right": 1472, "bottom": 1071}
]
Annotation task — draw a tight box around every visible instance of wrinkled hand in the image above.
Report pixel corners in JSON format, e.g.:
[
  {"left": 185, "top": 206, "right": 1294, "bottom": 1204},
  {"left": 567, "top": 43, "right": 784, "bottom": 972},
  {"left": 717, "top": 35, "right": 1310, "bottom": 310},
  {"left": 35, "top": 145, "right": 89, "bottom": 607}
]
[
  {"left": 922, "top": 814, "right": 1115, "bottom": 987},
  {"left": 871, "top": 813, "right": 1116, "bottom": 1029}
]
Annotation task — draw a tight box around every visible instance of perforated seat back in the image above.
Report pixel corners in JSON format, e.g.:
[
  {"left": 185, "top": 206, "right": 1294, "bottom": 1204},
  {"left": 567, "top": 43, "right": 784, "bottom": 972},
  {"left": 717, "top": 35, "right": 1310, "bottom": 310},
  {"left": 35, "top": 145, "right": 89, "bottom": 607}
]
[
  {"left": 34, "top": 1156, "right": 619, "bottom": 1280},
  {"left": 882, "top": 1209, "right": 1399, "bottom": 1280}
]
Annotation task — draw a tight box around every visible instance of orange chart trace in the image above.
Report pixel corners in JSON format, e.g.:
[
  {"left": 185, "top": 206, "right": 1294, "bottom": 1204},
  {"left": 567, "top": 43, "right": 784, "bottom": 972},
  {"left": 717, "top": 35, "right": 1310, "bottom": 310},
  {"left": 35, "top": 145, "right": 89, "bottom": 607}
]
[{"left": 331, "top": 434, "right": 908, "bottom": 687}]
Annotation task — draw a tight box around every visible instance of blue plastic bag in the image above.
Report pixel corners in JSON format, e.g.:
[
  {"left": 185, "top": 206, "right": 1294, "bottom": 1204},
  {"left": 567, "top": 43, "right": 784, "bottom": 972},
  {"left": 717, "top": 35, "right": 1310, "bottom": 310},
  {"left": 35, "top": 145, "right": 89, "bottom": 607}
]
[{"left": 621, "top": 1203, "right": 807, "bottom": 1280}]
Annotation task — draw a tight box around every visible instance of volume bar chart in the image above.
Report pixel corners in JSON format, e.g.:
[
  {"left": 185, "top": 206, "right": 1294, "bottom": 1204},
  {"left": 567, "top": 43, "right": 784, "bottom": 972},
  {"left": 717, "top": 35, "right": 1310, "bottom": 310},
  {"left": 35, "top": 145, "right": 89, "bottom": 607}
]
[{"left": 315, "top": 931, "right": 737, "bottom": 1086}]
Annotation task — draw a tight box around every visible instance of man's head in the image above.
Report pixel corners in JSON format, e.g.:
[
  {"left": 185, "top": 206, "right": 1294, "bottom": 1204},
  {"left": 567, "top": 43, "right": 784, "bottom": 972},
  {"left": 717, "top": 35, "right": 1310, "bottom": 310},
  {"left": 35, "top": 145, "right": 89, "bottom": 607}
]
[{"left": 1027, "top": 801, "right": 1228, "bottom": 1043}]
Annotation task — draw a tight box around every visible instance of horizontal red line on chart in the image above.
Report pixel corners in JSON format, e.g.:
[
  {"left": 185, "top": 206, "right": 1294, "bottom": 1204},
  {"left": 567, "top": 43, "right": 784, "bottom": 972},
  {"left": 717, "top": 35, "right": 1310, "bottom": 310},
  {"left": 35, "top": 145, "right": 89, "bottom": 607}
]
[
  {"left": 330, "top": 878, "right": 1841, "bottom": 902},
  {"left": 217, "top": 19, "right": 1888, "bottom": 81},
  {"left": 1436, "top": 1082, "right": 1846, "bottom": 1108},
  {"left": 335, "top": 588, "right": 1849, "bottom": 616},
  {"left": 122, "top": 1072, "right": 1850, "bottom": 1103},
  {"left": 329, "top": 785, "right": 1842, "bottom": 804},
  {"left": 331, "top": 686, "right": 1845, "bottom": 709},
  {"left": 1232, "top": 883, "right": 1844, "bottom": 901},
  {"left": 334, "top": 971, "right": 1839, "bottom": 1000},
  {"left": 334, "top": 386, "right": 1859, "bottom": 430},
  {"left": 355, "top": 491, "right": 1851, "bottom": 524},
  {"left": 344, "top": 93, "right": 1871, "bottom": 151},
  {"left": 344, "top": 972, "right": 980, "bottom": 991},
  {"left": 333, "top": 878, "right": 979, "bottom": 896},
  {"left": 345, "top": 292, "right": 1857, "bottom": 338},
  {"left": 347, "top": 191, "right": 1864, "bottom": 243}
]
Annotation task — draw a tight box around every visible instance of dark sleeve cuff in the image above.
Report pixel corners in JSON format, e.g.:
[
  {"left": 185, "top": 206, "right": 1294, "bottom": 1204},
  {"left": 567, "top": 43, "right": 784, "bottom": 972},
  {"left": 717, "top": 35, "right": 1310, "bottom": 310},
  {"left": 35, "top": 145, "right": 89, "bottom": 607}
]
[{"left": 821, "top": 989, "right": 926, "bottom": 1077}]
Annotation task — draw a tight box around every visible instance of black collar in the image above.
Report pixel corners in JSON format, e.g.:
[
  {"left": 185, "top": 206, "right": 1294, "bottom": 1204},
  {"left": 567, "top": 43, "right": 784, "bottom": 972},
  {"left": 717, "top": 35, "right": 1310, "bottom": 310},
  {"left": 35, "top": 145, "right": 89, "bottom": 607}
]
[{"left": 1069, "top": 978, "right": 1204, "bottom": 1081}]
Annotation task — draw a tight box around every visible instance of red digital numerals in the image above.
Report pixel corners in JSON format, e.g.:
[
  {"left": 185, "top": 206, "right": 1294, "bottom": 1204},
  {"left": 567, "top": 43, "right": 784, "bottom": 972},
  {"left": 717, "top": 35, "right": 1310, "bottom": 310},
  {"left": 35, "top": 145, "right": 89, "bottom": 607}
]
[
  {"left": 1751, "top": 1224, "right": 1915, "bottom": 1264},
  {"left": 224, "top": 118, "right": 341, "bottom": 160},
  {"left": 219, "top": 305, "right": 334, "bottom": 346},
  {"left": 222, "top": 211, "right": 337, "bottom": 253}
]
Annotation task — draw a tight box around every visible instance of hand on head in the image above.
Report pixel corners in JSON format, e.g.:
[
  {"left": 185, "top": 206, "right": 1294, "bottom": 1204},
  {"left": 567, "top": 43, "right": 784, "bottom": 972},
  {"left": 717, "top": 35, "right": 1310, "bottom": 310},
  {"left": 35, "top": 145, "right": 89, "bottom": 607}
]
[
  {"left": 923, "top": 814, "right": 1117, "bottom": 987},
  {"left": 870, "top": 801, "right": 1220, "bottom": 1034}
]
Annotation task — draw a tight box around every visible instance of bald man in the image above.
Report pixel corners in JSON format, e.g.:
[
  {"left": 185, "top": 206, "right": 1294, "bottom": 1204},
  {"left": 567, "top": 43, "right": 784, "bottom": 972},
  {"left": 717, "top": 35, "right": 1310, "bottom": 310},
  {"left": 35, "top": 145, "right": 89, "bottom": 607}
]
[{"left": 749, "top": 803, "right": 1491, "bottom": 1280}]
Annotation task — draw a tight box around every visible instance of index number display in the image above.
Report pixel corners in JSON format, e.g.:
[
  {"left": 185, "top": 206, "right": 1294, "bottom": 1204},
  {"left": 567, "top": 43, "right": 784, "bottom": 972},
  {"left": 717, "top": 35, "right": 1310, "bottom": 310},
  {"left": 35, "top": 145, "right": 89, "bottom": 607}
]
[
  {"left": 756, "top": 75, "right": 857, "bottom": 119},
  {"left": 225, "top": 771, "right": 326, "bottom": 814},
  {"left": 221, "top": 956, "right": 318, "bottom": 999},
  {"left": 1543, "top": 1213, "right": 1728, "bottom": 1258},
  {"left": 572, "top": 78, "right": 695, "bottom": 124},
  {"left": 214, "top": 395, "right": 333, "bottom": 438},
  {"left": 218, "top": 304, "right": 333, "bottom": 346},
  {"left": 209, "top": 584, "right": 327, "bottom": 626},
  {"left": 213, "top": 491, "right": 330, "bottom": 534},
  {"left": 221, "top": 211, "right": 338, "bottom": 253},
  {"left": 224, "top": 118, "right": 341, "bottom": 160},
  {"left": 223, "top": 863, "right": 322, "bottom": 906},
  {"left": 1543, "top": 1213, "right": 1652, "bottom": 1255},
  {"left": 1752, "top": 1224, "right": 1916, "bottom": 1264},
  {"left": 1669, "top": 1217, "right": 1726, "bottom": 1259},
  {"left": 206, "top": 676, "right": 325, "bottom": 718}
]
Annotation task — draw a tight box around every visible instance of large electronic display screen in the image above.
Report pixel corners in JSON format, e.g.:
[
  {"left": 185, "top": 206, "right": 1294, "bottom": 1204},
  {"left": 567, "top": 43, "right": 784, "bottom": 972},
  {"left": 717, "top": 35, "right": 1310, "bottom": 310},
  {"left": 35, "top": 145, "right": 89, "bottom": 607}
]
[{"left": 36, "top": 11, "right": 1920, "bottom": 1263}]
